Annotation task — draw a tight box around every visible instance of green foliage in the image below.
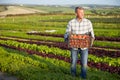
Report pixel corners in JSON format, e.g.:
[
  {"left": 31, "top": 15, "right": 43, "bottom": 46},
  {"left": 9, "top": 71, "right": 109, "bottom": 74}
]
[
  {"left": 0, "top": 14, "right": 120, "bottom": 38},
  {"left": 91, "top": 8, "right": 120, "bottom": 15},
  {"left": 0, "top": 46, "right": 77, "bottom": 80},
  {"left": 94, "top": 41, "right": 120, "bottom": 49},
  {"left": 0, "top": 46, "right": 120, "bottom": 80},
  {"left": 0, "top": 40, "right": 120, "bottom": 67},
  {"left": 0, "top": 8, "right": 120, "bottom": 80}
]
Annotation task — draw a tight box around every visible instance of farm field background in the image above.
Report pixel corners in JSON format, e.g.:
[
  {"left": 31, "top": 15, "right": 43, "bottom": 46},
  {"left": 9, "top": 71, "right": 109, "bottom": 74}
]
[{"left": 0, "top": 5, "right": 120, "bottom": 80}]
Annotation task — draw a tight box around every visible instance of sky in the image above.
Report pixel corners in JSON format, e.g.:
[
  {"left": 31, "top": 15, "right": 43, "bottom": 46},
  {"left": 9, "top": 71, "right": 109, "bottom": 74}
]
[{"left": 0, "top": 0, "right": 120, "bottom": 6}]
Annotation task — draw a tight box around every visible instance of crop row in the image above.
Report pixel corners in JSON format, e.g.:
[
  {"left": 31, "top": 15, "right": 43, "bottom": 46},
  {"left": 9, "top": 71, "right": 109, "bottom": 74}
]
[
  {"left": 0, "top": 47, "right": 81, "bottom": 80},
  {"left": 1, "top": 46, "right": 120, "bottom": 80},
  {"left": 0, "top": 35, "right": 120, "bottom": 50},
  {"left": 38, "top": 18, "right": 120, "bottom": 23},
  {"left": 0, "top": 37, "right": 120, "bottom": 58},
  {"left": 0, "top": 40, "right": 119, "bottom": 67},
  {"left": 27, "top": 32, "right": 120, "bottom": 42},
  {"left": 1, "top": 42, "right": 120, "bottom": 74}
]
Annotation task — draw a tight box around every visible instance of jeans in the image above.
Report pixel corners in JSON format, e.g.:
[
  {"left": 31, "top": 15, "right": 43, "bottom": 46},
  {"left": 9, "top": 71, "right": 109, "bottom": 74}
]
[{"left": 70, "top": 48, "right": 88, "bottom": 79}]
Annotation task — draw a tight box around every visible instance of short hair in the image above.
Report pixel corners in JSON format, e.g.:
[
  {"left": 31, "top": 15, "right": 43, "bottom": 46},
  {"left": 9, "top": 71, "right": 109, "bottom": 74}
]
[{"left": 75, "top": 7, "right": 84, "bottom": 13}]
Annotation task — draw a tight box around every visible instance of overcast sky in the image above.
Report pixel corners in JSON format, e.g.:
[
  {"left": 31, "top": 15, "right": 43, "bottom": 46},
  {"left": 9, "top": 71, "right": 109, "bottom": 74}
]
[{"left": 0, "top": 0, "right": 120, "bottom": 6}]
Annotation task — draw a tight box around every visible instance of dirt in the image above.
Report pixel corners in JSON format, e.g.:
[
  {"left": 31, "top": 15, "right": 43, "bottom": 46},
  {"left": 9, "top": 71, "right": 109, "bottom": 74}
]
[
  {"left": 0, "top": 71, "right": 18, "bottom": 80},
  {"left": 0, "top": 6, "right": 47, "bottom": 16}
]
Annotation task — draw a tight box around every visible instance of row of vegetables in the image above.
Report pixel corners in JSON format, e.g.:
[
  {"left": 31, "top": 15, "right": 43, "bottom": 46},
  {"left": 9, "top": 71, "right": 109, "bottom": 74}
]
[
  {"left": 0, "top": 39, "right": 120, "bottom": 75},
  {"left": 1, "top": 34, "right": 119, "bottom": 49},
  {"left": 0, "top": 46, "right": 82, "bottom": 80},
  {"left": 38, "top": 17, "right": 120, "bottom": 23},
  {"left": 0, "top": 37, "right": 119, "bottom": 58},
  {"left": 27, "top": 32, "right": 120, "bottom": 42},
  {"left": 0, "top": 13, "right": 120, "bottom": 80},
  {"left": 1, "top": 45, "right": 120, "bottom": 80}
]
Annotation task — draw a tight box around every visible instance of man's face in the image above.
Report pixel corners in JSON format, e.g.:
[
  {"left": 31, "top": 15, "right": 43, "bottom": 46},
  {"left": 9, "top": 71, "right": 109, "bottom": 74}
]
[{"left": 76, "top": 9, "right": 84, "bottom": 19}]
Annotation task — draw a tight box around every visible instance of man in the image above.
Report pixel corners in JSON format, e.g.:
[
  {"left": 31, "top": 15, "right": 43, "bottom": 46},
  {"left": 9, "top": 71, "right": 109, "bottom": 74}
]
[{"left": 64, "top": 7, "right": 95, "bottom": 79}]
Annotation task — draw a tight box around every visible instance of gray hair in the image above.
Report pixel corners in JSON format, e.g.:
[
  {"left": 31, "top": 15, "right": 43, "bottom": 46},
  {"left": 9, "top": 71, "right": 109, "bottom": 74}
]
[{"left": 75, "top": 7, "right": 84, "bottom": 13}]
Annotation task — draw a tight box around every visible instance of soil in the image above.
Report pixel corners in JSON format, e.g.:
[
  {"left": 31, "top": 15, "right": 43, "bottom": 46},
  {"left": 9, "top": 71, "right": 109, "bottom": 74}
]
[
  {"left": 0, "top": 6, "right": 47, "bottom": 16},
  {"left": 0, "top": 71, "right": 18, "bottom": 80}
]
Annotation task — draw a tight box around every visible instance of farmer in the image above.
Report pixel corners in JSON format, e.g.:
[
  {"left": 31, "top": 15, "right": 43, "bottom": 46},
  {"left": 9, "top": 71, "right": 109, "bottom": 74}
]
[{"left": 64, "top": 7, "right": 95, "bottom": 79}]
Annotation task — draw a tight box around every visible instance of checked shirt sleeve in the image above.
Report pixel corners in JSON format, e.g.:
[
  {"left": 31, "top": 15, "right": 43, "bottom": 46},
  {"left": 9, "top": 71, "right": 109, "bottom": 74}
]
[
  {"left": 64, "top": 22, "right": 72, "bottom": 42},
  {"left": 88, "top": 21, "right": 95, "bottom": 39}
]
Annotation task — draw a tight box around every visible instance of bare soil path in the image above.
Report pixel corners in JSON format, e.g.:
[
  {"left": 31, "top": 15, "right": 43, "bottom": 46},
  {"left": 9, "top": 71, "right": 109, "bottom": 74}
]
[
  {"left": 0, "top": 71, "right": 18, "bottom": 80},
  {"left": 0, "top": 6, "right": 47, "bottom": 16}
]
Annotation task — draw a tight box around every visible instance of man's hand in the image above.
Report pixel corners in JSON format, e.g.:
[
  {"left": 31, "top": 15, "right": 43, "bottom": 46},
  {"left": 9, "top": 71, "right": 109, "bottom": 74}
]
[
  {"left": 64, "top": 33, "right": 69, "bottom": 43},
  {"left": 90, "top": 38, "right": 95, "bottom": 47}
]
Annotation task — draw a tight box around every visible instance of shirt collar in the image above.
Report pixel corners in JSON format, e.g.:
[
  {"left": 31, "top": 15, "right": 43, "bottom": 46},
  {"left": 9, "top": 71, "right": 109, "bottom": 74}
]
[{"left": 75, "top": 18, "right": 84, "bottom": 22}]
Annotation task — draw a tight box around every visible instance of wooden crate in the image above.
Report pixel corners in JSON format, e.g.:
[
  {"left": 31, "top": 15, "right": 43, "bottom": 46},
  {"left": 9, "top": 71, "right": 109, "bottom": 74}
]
[{"left": 68, "top": 34, "right": 91, "bottom": 48}]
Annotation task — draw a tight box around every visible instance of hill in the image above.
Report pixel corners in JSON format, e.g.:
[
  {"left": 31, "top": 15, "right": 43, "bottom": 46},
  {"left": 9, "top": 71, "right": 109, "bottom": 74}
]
[{"left": 0, "top": 6, "right": 47, "bottom": 16}]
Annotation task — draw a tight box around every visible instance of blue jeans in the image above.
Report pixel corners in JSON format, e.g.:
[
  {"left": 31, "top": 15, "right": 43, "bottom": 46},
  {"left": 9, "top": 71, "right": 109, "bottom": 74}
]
[{"left": 70, "top": 48, "right": 88, "bottom": 79}]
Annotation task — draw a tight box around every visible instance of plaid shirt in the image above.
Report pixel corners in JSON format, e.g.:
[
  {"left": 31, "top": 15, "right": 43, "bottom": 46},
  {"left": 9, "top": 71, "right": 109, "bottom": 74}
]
[
  {"left": 64, "top": 18, "right": 95, "bottom": 50},
  {"left": 65, "top": 18, "right": 94, "bottom": 38}
]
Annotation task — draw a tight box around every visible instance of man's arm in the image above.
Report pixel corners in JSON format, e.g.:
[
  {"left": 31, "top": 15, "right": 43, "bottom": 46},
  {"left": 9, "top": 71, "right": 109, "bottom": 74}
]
[
  {"left": 91, "top": 37, "right": 95, "bottom": 47},
  {"left": 64, "top": 22, "right": 71, "bottom": 42},
  {"left": 88, "top": 21, "right": 95, "bottom": 47}
]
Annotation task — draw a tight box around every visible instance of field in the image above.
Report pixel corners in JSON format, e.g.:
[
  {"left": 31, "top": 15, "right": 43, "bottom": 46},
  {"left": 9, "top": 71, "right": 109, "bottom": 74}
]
[{"left": 0, "top": 5, "right": 120, "bottom": 80}]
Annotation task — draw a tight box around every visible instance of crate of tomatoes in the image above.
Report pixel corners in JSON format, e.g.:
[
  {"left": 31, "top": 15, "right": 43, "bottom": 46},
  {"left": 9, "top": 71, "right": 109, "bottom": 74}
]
[{"left": 68, "top": 34, "right": 91, "bottom": 48}]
